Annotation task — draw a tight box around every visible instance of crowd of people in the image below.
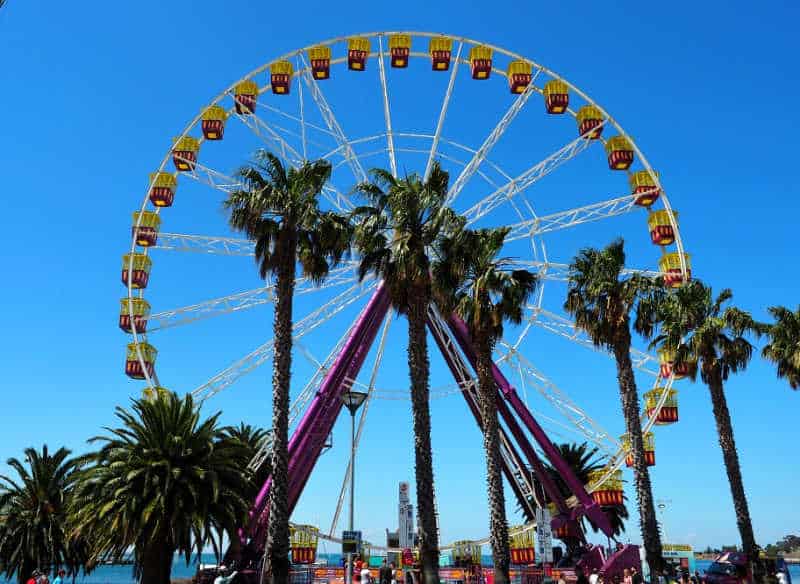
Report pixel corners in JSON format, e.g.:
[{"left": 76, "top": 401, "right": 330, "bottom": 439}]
[{"left": 24, "top": 569, "right": 65, "bottom": 584}]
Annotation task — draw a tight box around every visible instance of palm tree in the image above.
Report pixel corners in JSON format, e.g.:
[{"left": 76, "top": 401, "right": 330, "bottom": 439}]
[
  {"left": 352, "top": 162, "right": 462, "bottom": 584},
  {"left": 761, "top": 305, "right": 800, "bottom": 390},
  {"left": 221, "top": 424, "right": 272, "bottom": 562},
  {"left": 652, "top": 281, "right": 761, "bottom": 560},
  {"left": 224, "top": 151, "right": 352, "bottom": 584},
  {"left": 546, "top": 443, "right": 629, "bottom": 537},
  {"left": 70, "top": 392, "right": 252, "bottom": 584},
  {"left": 564, "top": 239, "right": 664, "bottom": 573},
  {"left": 0, "top": 446, "right": 84, "bottom": 583},
  {"left": 434, "top": 226, "right": 537, "bottom": 584}
]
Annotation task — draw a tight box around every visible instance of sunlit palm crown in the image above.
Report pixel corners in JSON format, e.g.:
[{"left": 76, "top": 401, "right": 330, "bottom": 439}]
[
  {"left": 225, "top": 151, "right": 352, "bottom": 283},
  {"left": 652, "top": 281, "right": 760, "bottom": 384},
  {"left": 565, "top": 239, "right": 663, "bottom": 347},
  {"left": 762, "top": 305, "right": 800, "bottom": 389},
  {"left": 352, "top": 161, "right": 463, "bottom": 311},
  {"left": 433, "top": 226, "right": 537, "bottom": 342},
  {"left": 70, "top": 393, "right": 252, "bottom": 568}
]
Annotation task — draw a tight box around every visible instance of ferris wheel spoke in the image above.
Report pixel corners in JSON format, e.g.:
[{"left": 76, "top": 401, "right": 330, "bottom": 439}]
[
  {"left": 147, "top": 263, "right": 360, "bottom": 333},
  {"left": 424, "top": 42, "right": 463, "bottom": 181},
  {"left": 296, "top": 56, "right": 308, "bottom": 160},
  {"left": 495, "top": 341, "right": 620, "bottom": 456},
  {"left": 463, "top": 120, "right": 607, "bottom": 225},
  {"left": 507, "top": 260, "right": 664, "bottom": 282},
  {"left": 191, "top": 281, "right": 376, "bottom": 401},
  {"left": 446, "top": 67, "right": 541, "bottom": 206},
  {"left": 154, "top": 233, "right": 254, "bottom": 256},
  {"left": 182, "top": 162, "right": 242, "bottom": 195},
  {"left": 523, "top": 306, "right": 660, "bottom": 376},
  {"left": 504, "top": 192, "right": 648, "bottom": 242},
  {"left": 299, "top": 54, "right": 368, "bottom": 184},
  {"left": 376, "top": 35, "right": 398, "bottom": 178}
]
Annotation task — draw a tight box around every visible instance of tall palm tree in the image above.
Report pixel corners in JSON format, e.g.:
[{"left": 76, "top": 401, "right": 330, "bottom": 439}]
[
  {"left": 352, "top": 162, "right": 462, "bottom": 584},
  {"left": 434, "top": 226, "right": 537, "bottom": 584},
  {"left": 0, "top": 446, "right": 84, "bottom": 583},
  {"left": 652, "top": 281, "right": 761, "bottom": 560},
  {"left": 564, "top": 239, "right": 664, "bottom": 573},
  {"left": 70, "top": 392, "right": 252, "bottom": 584},
  {"left": 761, "top": 305, "right": 800, "bottom": 390},
  {"left": 546, "top": 443, "right": 629, "bottom": 537},
  {"left": 224, "top": 151, "right": 352, "bottom": 584}
]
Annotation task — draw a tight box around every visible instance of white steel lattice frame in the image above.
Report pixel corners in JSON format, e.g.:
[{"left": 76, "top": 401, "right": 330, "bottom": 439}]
[{"left": 125, "top": 31, "right": 688, "bottom": 500}]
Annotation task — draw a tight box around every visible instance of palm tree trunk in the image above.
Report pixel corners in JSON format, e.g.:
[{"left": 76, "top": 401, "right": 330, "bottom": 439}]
[
  {"left": 475, "top": 330, "right": 510, "bottom": 584},
  {"left": 267, "top": 231, "right": 297, "bottom": 584},
  {"left": 612, "top": 327, "right": 663, "bottom": 575},
  {"left": 407, "top": 292, "right": 439, "bottom": 584},
  {"left": 140, "top": 535, "right": 173, "bottom": 584},
  {"left": 706, "top": 369, "right": 758, "bottom": 561}
]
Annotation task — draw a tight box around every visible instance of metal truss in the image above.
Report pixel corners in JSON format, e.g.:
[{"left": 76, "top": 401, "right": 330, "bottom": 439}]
[
  {"left": 147, "top": 263, "right": 358, "bottom": 332},
  {"left": 425, "top": 42, "right": 463, "bottom": 181},
  {"left": 183, "top": 162, "right": 242, "bottom": 194},
  {"left": 505, "top": 192, "right": 642, "bottom": 242},
  {"left": 191, "top": 281, "right": 375, "bottom": 401},
  {"left": 154, "top": 233, "right": 255, "bottom": 256},
  {"left": 299, "top": 54, "right": 368, "bottom": 185},
  {"left": 463, "top": 120, "right": 606, "bottom": 225},
  {"left": 495, "top": 342, "right": 620, "bottom": 456},
  {"left": 525, "top": 307, "right": 660, "bottom": 376},
  {"left": 427, "top": 307, "right": 541, "bottom": 518},
  {"left": 376, "top": 35, "right": 397, "bottom": 178},
  {"left": 509, "top": 260, "right": 664, "bottom": 282},
  {"left": 446, "top": 69, "right": 540, "bottom": 206}
]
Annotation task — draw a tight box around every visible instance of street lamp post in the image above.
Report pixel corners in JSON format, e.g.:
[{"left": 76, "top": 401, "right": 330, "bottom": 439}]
[{"left": 341, "top": 390, "right": 368, "bottom": 584}]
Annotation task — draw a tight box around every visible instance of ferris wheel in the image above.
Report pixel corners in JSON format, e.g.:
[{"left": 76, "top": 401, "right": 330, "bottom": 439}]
[{"left": 121, "top": 31, "right": 691, "bottom": 548}]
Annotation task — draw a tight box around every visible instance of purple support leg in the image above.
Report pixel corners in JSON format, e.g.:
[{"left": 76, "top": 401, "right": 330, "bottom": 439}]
[
  {"left": 447, "top": 315, "right": 614, "bottom": 537},
  {"left": 248, "top": 285, "right": 389, "bottom": 528},
  {"left": 429, "top": 319, "right": 537, "bottom": 517},
  {"left": 288, "top": 291, "right": 391, "bottom": 511},
  {"left": 247, "top": 285, "right": 391, "bottom": 551}
]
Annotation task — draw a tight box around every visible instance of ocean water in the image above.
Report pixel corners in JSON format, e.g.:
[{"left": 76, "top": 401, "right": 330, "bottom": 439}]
[{"left": 2, "top": 556, "right": 796, "bottom": 584}]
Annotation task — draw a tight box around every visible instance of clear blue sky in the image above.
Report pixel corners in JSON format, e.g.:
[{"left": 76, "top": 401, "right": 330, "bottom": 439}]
[{"left": 1, "top": 0, "right": 798, "bottom": 555}]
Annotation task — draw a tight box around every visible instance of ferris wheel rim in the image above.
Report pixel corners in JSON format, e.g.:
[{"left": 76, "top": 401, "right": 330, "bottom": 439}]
[{"left": 124, "top": 30, "right": 688, "bottom": 499}]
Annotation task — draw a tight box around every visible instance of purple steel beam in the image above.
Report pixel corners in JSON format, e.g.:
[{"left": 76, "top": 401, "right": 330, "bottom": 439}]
[
  {"left": 428, "top": 315, "right": 578, "bottom": 536},
  {"left": 428, "top": 319, "right": 535, "bottom": 517},
  {"left": 287, "top": 290, "right": 391, "bottom": 510},
  {"left": 249, "top": 284, "right": 388, "bottom": 526},
  {"left": 447, "top": 315, "right": 614, "bottom": 537}
]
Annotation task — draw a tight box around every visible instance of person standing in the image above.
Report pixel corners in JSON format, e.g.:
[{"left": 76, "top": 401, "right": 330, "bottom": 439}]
[
  {"left": 390, "top": 562, "right": 400, "bottom": 584},
  {"left": 52, "top": 570, "right": 65, "bottom": 584},
  {"left": 26, "top": 570, "right": 39, "bottom": 584},
  {"left": 213, "top": 565, "right": 238, "bottom": 584},
  {"left": 589, "top": 568, "right": 600, "bottom": 584},
  {"left": 623, "top": 569, "right": 632, "bottom": 584},
  {"left": 631, "top": 567, "right": 643, "bottom": 584},
  {"left": 379, "top": 559, "right": 393, "bottom": 584},
  {"left": 577, "top": 567, "right": 590, "bottom": 584}
]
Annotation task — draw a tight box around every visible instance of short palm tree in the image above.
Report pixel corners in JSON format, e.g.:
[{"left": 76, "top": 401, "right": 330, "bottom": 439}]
[
  {"left": 352, "top": 162, "right": 462, "bottom": 584},
  {"left": 0, "top": 446, "right": 84, "bottom": 583},
  {"left": 652, "top": 281, "right": 760, "bottom": 560},
  {"left": 761, "top": 305, "right": 800, "bottom": 390},
  {"left": 547, "top": 443, "right": 629, "bottom": 537},
  {"left": 434, "top": 226, "right": 537, "bottom": 584},
  {"left": 564, "top": 239, "right": 664, "bottom": 573},
  {"left": 224, "top": 151, "right": 351, "bottom": 584},
  {"left": 70, "top": 392, "right": 252, "bottom": 584}
]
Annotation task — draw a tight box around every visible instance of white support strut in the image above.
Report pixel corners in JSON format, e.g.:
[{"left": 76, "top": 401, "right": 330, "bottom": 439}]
[
  {"left": 463, "top": 120, "right": 607, "bottom": 225},
  {"left": 446, "top": 69, "right": 540, "bottom": 206},
  {"left": 376, "top": 35, "right": 397, "bottom": 178}
]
